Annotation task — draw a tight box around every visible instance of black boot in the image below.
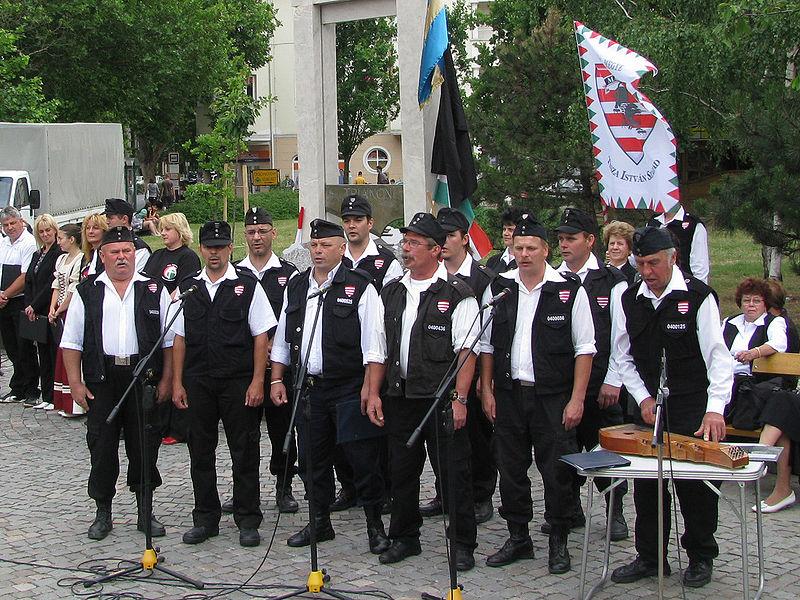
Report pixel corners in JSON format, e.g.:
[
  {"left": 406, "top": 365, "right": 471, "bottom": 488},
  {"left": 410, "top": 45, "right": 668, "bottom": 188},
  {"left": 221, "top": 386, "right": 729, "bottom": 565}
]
[
  {"left": 276, "top": 483, "right": 299, "bottom": 513},
  {"left": 287, "top": 514, "right": 335, "bottom": 547},
  {"left": 364, "top": 504, "right": 390, "bottom": 554},
  {"left": 486, "top": 522, "right": 534, "bottom": 567},
  {"left": 548, "top": 526, "right": 570, "bottom": 574},
  {"left": 88, "top": 501, "right": 113, "bottom": 540},
  {"left": 136, "top": 492, "right": 166, "bottom": 537},
  {"left": 606, "top": 493, "right": 628, "bottom": 542}
]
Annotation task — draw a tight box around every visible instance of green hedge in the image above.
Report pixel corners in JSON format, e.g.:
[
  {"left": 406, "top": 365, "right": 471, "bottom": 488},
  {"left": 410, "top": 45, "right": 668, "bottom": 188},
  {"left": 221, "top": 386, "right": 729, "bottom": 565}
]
[{"left": 169, "top": 185, "right": 300, "bottom": 224}]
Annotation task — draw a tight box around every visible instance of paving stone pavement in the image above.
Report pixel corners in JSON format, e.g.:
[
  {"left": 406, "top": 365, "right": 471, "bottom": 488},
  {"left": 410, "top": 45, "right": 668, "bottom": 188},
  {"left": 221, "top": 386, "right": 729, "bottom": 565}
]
[{"left": 1, "top": 357, "right": 799, "bottom": 599}]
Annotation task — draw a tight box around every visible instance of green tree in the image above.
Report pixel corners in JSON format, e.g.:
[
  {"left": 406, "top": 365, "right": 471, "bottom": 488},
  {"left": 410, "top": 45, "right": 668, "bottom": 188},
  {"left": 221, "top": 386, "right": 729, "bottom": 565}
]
[
  {"left": 335, "top": 18, "right": 400, "bottom": 182},
  {"left": 0, "top": 29, "right": 58, "bottom": 122}
]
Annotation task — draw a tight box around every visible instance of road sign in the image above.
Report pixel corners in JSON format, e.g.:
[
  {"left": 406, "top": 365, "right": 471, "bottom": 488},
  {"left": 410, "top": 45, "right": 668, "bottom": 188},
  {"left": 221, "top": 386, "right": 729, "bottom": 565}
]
[
  {"left": 252, "top": 169, "right": 280, "bottom": 186},
  {"left": 168, "top": 152, "right": 179, "bottom": 164}
]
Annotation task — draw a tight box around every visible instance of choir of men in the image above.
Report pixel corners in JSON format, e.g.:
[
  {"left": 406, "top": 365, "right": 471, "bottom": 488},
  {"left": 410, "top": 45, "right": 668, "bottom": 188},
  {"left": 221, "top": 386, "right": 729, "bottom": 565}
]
[{"left": 63, "top": 202, "right": 734, "bottom": 591}]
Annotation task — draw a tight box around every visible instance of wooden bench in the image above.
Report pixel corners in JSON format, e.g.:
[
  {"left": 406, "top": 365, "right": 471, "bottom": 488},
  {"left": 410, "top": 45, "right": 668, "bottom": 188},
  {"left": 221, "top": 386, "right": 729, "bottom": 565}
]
[{"left": 725, "top": 352, "right": 800, "bottom": 440}]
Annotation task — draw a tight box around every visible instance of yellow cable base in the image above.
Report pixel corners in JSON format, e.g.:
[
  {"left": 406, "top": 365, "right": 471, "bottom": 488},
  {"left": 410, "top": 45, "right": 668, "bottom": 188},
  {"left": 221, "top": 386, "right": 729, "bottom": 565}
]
[
  {"left": 447, "top": 587, "right": 463, "bottom": 600},
  {"left": 307, "top": 570, "right": 325, "bottom": 593},
  {"left": 141, "top": 548, "right": 158, "bottom": 570}
]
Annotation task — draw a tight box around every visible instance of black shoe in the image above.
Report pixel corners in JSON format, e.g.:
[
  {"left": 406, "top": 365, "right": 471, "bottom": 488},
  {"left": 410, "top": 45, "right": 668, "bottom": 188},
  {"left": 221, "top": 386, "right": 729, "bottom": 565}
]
[
  {"left": 683, "top": 560, "right": 712, "bottom": 588},
  {"left": 87, "top": 505, "right": 112, "bottom": 540},
  {"left": 365, "top": 505, "right": 390, "bottom": 554},
  {"left": 277, "top": 486, "right": 299, "bottom": 513},
  {"left": 287, "top": 517, "right": 335, "bottom": 547},
  {"left": 239, "top": 528, "right": 261, "bottom": 547},
  {"left": 608, "top": 511, "right": 629, "bottom": 542},
  {"left": 486, "top": 536, "right": 535, "bottom": 567},
  {"left": 221, "top": 498, "right": 234, "bottom": 514},
  {"left": 182, "top": 525, "right": 219, "bottom": 545},
  {"left": 329, "top": 488, "right": 356, "bottom": 512},
  {"left": 548, "top": 529, "right": 571, "bottom": 574},
  {"left": 455, "top": 547, "right": 475, "bottom": 572},
  {"left": 540, "top": 512, "right": 585, "bottom": 534},
  {"left": 474, "top": 499, "right": 493, "bottom": 524},
  {"left": 419, "top": 497, "right": 443, "bottom": 518},
  {"left": 137, "top": 514, "right": 166, "bottom": 537},
  {"left": 611, "top": 556, "right": 670, "bottom": 584},
  {"left": 379, "top": 539, "right": 422, "bottom": 564}
]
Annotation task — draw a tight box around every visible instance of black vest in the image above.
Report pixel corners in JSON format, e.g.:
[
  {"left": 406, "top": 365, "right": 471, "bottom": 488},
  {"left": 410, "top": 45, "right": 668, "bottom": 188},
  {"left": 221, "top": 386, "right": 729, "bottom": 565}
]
[
  {"left": 488, "top": 274, "right": 581, "bottom": 394},
  {"left": 382, "top": 274, "right": 474, "bottom": 399},
  {"left": 621, "top": 276, "right": 712, "bottom": 400},
  {"left": 582, "top": 264, "right": 626, "bottom": 397},
  {"left": 454, "top": 258, "right": 494, "bottom": 303},
  {"left": 647, "top": 213, "right": 702, "bottom": 277},
  {"left": 180, "top": 268, "right": 258, "bottom": 379},
  {"left": 236, "top": 256, "right": 297, "bottom": 321},
  {"left": 342, "top": 244, "right": 398, "bottom": 292},
  {"left": 486, "top": 252, "right": 516, "bottom": 274},
  {"left": 723, "top": 313, "right": 777, "bottom": 383},
  {"left": 77, "top": 277, "right": 164, "bottom": 383},
  {"left": 283, "top": 265, "right": 370, "bottom": 380}
]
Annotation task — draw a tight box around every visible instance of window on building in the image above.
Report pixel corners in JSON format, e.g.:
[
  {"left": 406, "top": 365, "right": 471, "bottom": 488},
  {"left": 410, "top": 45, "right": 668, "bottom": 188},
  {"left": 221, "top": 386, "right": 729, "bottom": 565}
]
[{"left": 363, "top": 146, "right": 391, "bottom": 174}]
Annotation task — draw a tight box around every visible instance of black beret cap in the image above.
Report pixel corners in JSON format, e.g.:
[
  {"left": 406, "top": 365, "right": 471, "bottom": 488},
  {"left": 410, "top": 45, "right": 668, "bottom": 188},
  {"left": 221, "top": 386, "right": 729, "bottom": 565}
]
[
  {"left": 103, "top": 198, "right": 134, "bottom": 219},
  {"left": 340, "top": 194, "right": 372, "bottom": 217},
  {"left": 632, "top": 226, "right": 675, "bottom": 256},
  {"left": 400, "top": 212, "right": 447, "bottom": 247},
  {"left": 437, "top": 207, "right": 469, "bottom": 233},
  {"left": 310, "top": 218, "right": 345, "bottom": 239},
  {"left": 199, "top": 221, "right": 232, "bottom": 247},
  {"left": 555, "top": 207, "right": 596, "bottom": 234},
  {"left": 513, "top": 213, "right": 548, "bottom": 241},
  {"left": 100, "top": 225, "right": 135, "bottom": 247},
  {"left": 244, "top": 207, "right": 273, "bottom": 226}
]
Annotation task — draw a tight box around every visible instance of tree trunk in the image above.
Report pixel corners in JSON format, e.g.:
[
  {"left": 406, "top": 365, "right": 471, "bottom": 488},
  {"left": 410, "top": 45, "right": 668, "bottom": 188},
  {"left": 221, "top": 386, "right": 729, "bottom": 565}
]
[{"left": 762, "top": 212, "right": 783, "bottom": 279}]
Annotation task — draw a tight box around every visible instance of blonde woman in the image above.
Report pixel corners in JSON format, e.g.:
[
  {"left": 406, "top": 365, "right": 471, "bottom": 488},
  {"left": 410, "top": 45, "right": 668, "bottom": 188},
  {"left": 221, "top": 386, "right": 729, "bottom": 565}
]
[
  {"left": 602, "top": 220, "right": 636, "bottom": 283},
  {"left": 79, "top": 213, "right": 108, "bottom": 281},
  {"left": 23, "top": 214, "right": 63, "bottom": 409}
]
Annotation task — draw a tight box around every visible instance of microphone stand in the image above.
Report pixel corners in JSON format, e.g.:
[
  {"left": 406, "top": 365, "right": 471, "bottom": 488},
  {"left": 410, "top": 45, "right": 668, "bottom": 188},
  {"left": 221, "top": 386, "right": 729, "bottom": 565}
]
[
  {"left": 84, "top": 291, "right": 202, "bottom": 590},
  {"left": 278, "top": 283, "right": 353, "bottom": 600},
  {"left": 414, "top": 299, "right": 501, "bottom": 600},
  {"left": 650, "top": 351, "right": 668, "bottom": 600}
]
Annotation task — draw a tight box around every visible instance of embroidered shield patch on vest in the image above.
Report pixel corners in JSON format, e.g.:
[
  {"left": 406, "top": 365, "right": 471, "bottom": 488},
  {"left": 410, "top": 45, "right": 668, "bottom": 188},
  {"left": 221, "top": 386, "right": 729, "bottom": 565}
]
[
  {"left": 677, "top": 300, "right": 689, "bottom": 314},
  {"left": 344, "top": 285, "right": 355, "bottom": 297},
  {"left": 437, "top": 300, "right": 450, "bottom": 313},
  {"left": 148, "top": 283, "right": 158, "bottom": 293},
  {"left": 596, "top": 296, "right": 609, "bottom": 309},
  {"left": 234, "top": 285, "right": 245, "bottom": 296},
  {"left": 682, "top": 221, "right": 690, "bottom": 229},
  {"left": 374, "top": 258, "right": 384, "bottom": 269},
  {"left": 277, "top": 276, "right": 288, "bottom": 287},
  {"left": 558, "top": 290, "right": 570, "bottom": 303}
]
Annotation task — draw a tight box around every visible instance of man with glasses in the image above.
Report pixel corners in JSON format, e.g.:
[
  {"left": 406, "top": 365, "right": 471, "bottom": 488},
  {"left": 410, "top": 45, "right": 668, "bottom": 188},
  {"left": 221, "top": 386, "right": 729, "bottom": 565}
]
[
  {"left": 0, "top": 207, "right": 40, "bottom": 404},
  {"left": 367, "top": 213, "right": 479, "bottom": 571},
  {"left": 219, "top": 207, "right": 300, "bottom": 516}
]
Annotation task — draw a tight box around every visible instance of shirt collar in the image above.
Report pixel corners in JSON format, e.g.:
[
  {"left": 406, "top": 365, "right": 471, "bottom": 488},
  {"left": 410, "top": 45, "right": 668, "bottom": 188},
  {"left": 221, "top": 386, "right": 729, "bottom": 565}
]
[
  {"left": 556, "top": 253, "right": 599, "bottom": 277},
  {"left": 637, "top": 265, "right": 687, "bottom": 299},
  {"left": 453, "top": 253, "right": 473, "bottom": 277},
  {"left": 732, "top": 312, "right": 767, "bottom": 327},
  {"left": 199, "top": 262, "right": 238, "bottom": 285},
  {"left": 502, "top": 263, "right": 565, "bottom": 293},
  {"left": 345, "top": 239, "right": 379, "bottom": 263},
  {"left": 401, "top": 261, "right": 448, "bottom": 290},
  {"left": 308, "top": 262, "right": 341, "bottom": 289},
  {"left": 501, "top": 247, "right": 513, "bottom": 264},
  {"left": 657, "top": 206, "right": 685, "bottom": 225},
  {"left": 238, "top": 252, "right": 281, "bottom": 277},
  {"left": 94, "top": 270, "right": 149, "bottom": 298}
]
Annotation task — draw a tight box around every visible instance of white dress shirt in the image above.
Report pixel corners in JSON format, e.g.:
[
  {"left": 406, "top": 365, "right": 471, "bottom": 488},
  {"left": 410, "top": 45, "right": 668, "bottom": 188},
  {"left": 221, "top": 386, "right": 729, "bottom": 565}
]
[
  {"left": 237, "top": 252, "right": 293, "bottom": 281},
  {"left": 270, "top": 262, "right": 387, "bottom": 374},
  {"left": 345, "top": 238, "right": 404, "bottom": 285},
  {"left": 723, "top": 313, "right": 787, "bottom": 376},
  {"left": 0, "top": 229, "right": 37, "bottom": 297},
  {"left": 61, "top": 271, "right": 174, "bottom": 354},
  {"left": 480, "top": 264, "right": 596, "bottom": 382},
  {"left": 613, "top": 265, "right": 734, "bottom": 414},
  {"left": 556, "top": 253, "right": 627, "bottom": 387},
  {"left": 170, "top": 263, "right": 276, "bottom": 338},
  {"left": 398, "top": 262, "right": 480, "bottom": 378},
  {"left": 134, "top": 246, "right": 151, "bottom": 273},
  {"left": 656, "top": 207, "right": 710, "bottom": 284}
]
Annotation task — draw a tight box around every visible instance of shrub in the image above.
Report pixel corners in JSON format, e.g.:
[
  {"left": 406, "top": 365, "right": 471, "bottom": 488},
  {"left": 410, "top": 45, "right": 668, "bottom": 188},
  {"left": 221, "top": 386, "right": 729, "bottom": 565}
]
[{"left": 169, "top": 185, "right": 299, "bottom": 223}]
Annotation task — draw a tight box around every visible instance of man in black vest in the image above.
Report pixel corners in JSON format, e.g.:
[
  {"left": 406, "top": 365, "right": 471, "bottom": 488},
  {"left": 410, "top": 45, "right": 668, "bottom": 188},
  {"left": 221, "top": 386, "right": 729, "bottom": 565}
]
[
  {"left": 171, "top": 221, "right": 274, "bottom": 548},
  {"left": 103, "top": 198, "right": 151, "bottom": 272},
  {"left": 647, "top": 206, "right": 709, "bottom": 283},
  {"left": 424, "top": 207, "right": 497, "bottom": 525},
  {"left": 610, "top": 226, "right": 733, "bottom": 588},
  {"left": 270, "top": 219, "right": 390, "bottom": 555},
  {"left": 479, "top": 214, "right": 596, "bottom": 574},
  {"left": 61, "top": 226, "right": 173, "bottom": 540},
  {"left": 219, "top": 207, "right": 299, "bottom": 515},
  {"left": 554, "top": 207, "right": 629, "bottom": 541},
  {"left": 367, "top": 213, "right": 479, "bottom": 571},
  {"left": 330, "top": 194, "right": 402, "bottom": 513},
  {"left": 485, "top": 205, "right": 523, "bottom": 274}
]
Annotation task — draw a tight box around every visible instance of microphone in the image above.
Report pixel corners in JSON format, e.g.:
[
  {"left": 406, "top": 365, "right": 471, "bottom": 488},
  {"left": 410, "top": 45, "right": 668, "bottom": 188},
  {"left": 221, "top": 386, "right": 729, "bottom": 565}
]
[
  {"left": 172, "top": 284, "right": 198, "bottom": 303},
  {"left": 480, "top": 287, "right": 511, "bottom": 310},
  {"left": 307, "top": 283, "right": 332, "bottom": 300}
]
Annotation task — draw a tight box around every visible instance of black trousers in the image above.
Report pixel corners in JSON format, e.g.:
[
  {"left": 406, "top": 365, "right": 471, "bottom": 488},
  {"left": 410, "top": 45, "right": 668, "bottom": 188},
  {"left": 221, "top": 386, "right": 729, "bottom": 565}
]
[
  {"left": 573, "top": 394, "right": 628, "bottom": 501},
  {"left": 384, "top": 395, "right": 476, "bottom": 550},
  {"left": 296, "top": 377, "right": 383, "bottom": 514},
  {"left": 0, "top": 297, "right": 39, "bottom": 396},
  {"left": 262, "top": 371, "right": 297, "bottom": 486},
  {"left": 85, "top": 362, "right": 162, "bottom": 504},
  {"left": 495, "top": 383, "right": 578, "bottom": 529},
  {"left": 186, "top": 376, "right": 263, "bottom": 530},
  {"left": 333, "top": 436, "right": 390, "bottom": 499},
  {"left": 35, "top": 333, "right": 56, "bottom": 404},
  {"left": 156, "top": 401, "right": 189, "bottom": 440}
]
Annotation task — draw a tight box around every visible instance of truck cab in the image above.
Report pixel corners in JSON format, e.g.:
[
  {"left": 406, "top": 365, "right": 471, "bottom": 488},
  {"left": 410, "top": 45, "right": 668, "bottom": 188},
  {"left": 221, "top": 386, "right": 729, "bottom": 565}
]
[{"left": 0, "top": 170, "right": 39, "bottom": 225}]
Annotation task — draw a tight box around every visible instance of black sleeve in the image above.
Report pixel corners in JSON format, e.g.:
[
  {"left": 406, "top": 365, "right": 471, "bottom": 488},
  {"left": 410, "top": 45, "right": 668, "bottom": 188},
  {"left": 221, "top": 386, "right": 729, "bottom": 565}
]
[
  {"left": 23, "top": 252, "right": 39, "bottom": 306},
  {"left": 178, "top": 248, "right": 201, "bottom": 281}
]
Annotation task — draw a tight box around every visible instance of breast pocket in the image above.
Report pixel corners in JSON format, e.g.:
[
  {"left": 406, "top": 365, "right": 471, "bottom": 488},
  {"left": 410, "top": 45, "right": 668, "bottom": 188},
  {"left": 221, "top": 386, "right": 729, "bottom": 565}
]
[
  {"left": 541, "top": 312, "right": 573, "bottom": 353},
  {"left": 331, "top": 304, "right": 358, "bottom": 345},
  {"left": 661, "top": 319, "right": 694, "bottom": 357},
  {"left": 423, "top": 317, "right": 452, "bottom": 362},
  {"left": 219, "top": 308, "right": 245, "bottom": 341},
  {"left": 183, "top": 301, "right": 207, "bottom": 323}
]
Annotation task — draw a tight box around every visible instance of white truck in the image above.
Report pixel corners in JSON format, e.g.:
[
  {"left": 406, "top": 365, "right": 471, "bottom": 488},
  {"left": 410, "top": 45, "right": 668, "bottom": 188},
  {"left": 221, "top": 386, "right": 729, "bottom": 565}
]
[{"left": 0, "top": 122, "right": 126, "bottom": 225}]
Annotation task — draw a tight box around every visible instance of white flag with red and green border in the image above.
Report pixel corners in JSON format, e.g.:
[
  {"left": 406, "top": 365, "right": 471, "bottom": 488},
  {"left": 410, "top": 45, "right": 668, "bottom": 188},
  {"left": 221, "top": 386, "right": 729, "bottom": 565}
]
[
  {"left": 574, "top": 21, "right": 681, "bottom": 216},
  {"left": 433, "top": 175, "right": 493, "bottom": 258}
]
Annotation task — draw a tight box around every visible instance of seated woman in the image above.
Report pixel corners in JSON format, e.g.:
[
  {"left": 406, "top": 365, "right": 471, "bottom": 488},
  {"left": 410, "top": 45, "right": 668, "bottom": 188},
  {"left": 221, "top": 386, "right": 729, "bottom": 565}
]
[
  {"left": 758, "top": 396, "right": 800, "bottom": 512},
  {"left": 602, "top": 220, "right": 637, "bottom": 283}
]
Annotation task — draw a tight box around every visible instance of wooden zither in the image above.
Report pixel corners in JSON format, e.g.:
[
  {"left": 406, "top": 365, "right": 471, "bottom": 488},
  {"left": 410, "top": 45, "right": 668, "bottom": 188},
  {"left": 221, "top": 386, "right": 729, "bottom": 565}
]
[{"left": 599, "top": 424, "right": 749, "bottom": 469}]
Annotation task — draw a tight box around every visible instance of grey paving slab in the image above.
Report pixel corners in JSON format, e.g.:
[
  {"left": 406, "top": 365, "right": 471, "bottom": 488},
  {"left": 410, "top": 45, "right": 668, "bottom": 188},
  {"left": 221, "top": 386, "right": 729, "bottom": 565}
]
[{"left": 1, "top": 354, "right": 799, "bottom": 599}]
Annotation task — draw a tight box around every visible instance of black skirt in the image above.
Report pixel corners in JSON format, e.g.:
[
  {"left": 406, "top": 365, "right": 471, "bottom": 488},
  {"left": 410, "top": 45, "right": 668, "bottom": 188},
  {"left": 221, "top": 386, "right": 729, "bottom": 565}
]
[{"left": 761, "top": 389, "right": 800, "bottom": 442}]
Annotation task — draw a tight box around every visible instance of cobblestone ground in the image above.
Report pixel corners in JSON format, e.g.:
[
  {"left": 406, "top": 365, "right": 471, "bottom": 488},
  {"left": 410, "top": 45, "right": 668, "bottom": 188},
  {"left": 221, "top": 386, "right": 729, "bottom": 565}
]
[{"left": 1, "top": 358, "right": 799, "bottom": 599}]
